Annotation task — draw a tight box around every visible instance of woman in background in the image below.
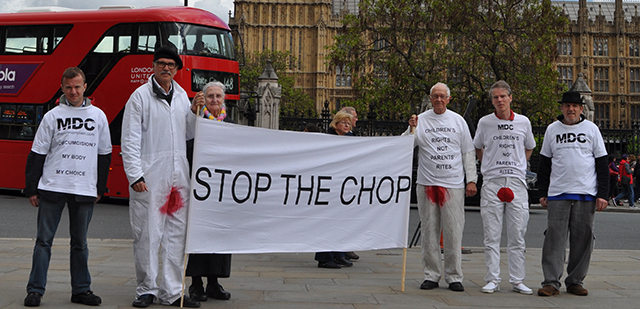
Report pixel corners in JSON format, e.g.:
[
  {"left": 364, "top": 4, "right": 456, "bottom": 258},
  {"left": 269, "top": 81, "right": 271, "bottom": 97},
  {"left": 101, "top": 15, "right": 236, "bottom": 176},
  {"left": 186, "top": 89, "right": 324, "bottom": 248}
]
[{"left": 314, "top": 111, "right": 356, "bottom": 268}]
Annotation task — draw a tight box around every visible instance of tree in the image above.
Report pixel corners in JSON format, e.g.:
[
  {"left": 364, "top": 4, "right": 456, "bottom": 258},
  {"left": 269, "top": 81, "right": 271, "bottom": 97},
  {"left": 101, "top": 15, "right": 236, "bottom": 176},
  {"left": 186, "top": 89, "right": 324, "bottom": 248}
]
[
  {"left": 327, "top": 0, "right": 568, "bottom": 122},
  {"left": 240, "top": 50, "right": 316, "bottom": 117}
]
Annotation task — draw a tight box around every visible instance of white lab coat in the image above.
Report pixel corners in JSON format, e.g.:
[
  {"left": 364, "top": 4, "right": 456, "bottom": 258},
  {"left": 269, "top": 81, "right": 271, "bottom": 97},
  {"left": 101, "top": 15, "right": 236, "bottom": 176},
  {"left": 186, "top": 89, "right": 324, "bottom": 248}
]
[{"left": 121, "top": 75, "right": 196, "bottom": 304}]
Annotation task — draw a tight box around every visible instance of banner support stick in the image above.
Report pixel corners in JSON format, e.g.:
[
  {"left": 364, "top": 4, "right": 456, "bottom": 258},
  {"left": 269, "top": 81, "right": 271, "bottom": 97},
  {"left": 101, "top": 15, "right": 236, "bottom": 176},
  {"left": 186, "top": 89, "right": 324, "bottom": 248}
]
[
  {"left": 401, "top": 247, "right": 407, "bottom": 292},
  {"left": 180, "top": 253, "right": 188, "bottom": 308}
]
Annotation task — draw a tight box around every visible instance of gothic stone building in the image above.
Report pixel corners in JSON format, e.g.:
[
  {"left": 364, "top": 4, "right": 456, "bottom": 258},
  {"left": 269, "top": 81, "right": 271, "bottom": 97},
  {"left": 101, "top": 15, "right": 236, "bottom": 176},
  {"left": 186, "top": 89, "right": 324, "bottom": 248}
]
[
  {"left": 230, "top": 0, "right": 640, "bottom": 126},
  {"left": 556, "top": 0, "right": 640, "bottom": 127},
  {"left": 229, "top": 0, "right": 357, "bottom": 112}
]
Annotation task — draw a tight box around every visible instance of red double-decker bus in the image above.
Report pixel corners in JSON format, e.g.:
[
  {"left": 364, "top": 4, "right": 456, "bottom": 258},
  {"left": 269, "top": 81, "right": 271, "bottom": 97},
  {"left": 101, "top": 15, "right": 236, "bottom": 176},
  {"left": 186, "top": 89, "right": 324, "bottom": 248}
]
[{"left": 0, "top": 6, "right": 240, "bottom": 198}]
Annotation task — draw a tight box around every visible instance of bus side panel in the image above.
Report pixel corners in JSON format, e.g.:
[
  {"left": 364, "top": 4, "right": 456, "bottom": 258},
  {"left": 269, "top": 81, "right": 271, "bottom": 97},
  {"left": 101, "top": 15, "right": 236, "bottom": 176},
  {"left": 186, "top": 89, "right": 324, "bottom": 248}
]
[
  {"left": 89, "top": 56, "right": 155, "bottom": 124},
  {"left": 0, "top": 141, "right": 31, "bottom": 192},
  {"left": 89, "top": 56, "right": 157, "bottom": 199},
  {"left": 106, "top": 145, "right": 128, "bottom": 198}
]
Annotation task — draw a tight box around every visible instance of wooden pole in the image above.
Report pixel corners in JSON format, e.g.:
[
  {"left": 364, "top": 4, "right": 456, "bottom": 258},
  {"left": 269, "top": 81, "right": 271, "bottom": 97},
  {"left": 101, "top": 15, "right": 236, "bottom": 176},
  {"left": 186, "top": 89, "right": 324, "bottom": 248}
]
[
  {"left": 180, "top": 253, "right": 188, "bottom": 308},
  {"left": 401, "top": 247, "right": 407, "bottom": 292}
]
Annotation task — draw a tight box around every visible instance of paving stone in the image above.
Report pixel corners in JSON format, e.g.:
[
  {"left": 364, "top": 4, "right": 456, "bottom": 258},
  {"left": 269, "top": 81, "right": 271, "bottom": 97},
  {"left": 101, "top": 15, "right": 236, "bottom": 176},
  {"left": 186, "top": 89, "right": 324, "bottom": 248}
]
[{"left": 2, "top": 239, "right": 640, "bottom": 309}]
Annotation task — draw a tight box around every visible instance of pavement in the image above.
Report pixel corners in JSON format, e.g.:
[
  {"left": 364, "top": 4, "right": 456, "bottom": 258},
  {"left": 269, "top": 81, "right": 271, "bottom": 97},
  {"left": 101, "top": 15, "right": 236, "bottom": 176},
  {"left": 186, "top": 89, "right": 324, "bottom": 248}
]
[
  {"left": 1, "top": 238, "right": 640, "bottom": 308},
  {"left": 529, "top": 201, "right": 640, "bottom": 213}
]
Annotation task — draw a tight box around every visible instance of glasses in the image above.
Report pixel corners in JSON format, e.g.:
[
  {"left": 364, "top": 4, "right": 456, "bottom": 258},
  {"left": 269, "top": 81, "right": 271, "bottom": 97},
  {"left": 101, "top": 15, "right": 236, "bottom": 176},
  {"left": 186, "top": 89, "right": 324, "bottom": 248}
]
[
  {"left": 430, "top": 94, "right": 449, "bottom": 100},
  {"left": 338, "top": 121, "right": 350, "bottom": 126},
  {"left": 154, "top": 61, "right": 177, "bottom": 69}
]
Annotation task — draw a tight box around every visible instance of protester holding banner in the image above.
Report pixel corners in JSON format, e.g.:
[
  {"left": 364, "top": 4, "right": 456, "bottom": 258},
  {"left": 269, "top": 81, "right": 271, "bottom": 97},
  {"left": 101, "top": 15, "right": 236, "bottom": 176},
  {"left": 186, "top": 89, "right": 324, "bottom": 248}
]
[
  {"left": 121, "top": 45, "right": 201, "bottom": 308},
  {"left": 406, "top": 82, "right": 478, "bottom": 292},
  {"left": 473, "top": 81, "right": 535, "bottom": 295},
  {"left": 314, "top": 111, "right": 355, "bottom": 268},
  {"left": 186, "top": 81, "right": 233, "bottom": 302}
]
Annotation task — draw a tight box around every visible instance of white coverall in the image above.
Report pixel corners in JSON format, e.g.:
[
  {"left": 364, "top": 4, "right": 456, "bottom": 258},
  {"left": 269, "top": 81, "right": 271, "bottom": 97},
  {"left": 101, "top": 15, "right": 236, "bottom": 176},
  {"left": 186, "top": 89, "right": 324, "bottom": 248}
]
[{"left": 121, "top": 76, "right": 196, "bottom": 304}]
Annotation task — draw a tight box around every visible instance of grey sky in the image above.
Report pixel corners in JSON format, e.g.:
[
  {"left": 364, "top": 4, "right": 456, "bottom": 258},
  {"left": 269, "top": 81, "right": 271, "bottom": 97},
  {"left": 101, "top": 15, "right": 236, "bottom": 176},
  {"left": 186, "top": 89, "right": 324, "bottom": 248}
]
[{"left": 0, "top": 0, "right": 234, "bottom": 23}]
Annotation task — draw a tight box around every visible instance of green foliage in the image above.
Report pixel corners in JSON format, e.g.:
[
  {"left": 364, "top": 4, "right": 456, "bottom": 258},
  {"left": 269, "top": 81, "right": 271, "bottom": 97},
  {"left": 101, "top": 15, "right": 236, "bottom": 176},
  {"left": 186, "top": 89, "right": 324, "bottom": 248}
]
[
  {"left": 240, "top": 50, "right": 316, "bottom": 116},
  {"left": 327, "top": 0, "right": 568, "bottom": 122}
]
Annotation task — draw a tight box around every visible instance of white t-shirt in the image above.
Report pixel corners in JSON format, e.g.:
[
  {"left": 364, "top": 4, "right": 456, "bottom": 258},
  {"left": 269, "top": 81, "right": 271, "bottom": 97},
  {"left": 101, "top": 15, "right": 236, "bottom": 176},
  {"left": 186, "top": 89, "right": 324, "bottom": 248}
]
[
  {"left": 473, "top": 112, "right": 535, "bottom": 183},
  {"left": 31, "top": 103, "right": 112, "bottom": 197},
  {"left": 540, "top": 119, "right": 607, "bottom": 197},
  {"left": 414, "top": 109, "right": 475, "bottom": 188}
]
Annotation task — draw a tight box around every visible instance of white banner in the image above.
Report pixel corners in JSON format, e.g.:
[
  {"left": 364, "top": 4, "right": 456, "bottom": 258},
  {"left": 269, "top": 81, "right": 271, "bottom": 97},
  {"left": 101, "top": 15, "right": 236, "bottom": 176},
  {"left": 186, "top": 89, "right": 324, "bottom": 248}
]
[{"left": 186, "top": 118, "right": 414, "bottom": 254}]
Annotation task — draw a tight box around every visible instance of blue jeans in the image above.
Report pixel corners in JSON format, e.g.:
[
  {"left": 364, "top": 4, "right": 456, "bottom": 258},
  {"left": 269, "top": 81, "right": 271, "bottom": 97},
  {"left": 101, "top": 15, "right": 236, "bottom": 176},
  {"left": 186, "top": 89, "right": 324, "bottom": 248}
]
[
  {"left": 615, "top": 184, "right": 634, "bottom": 207},
  {"left": 27, "top": 194, "right": 95, "bottom": 295}
]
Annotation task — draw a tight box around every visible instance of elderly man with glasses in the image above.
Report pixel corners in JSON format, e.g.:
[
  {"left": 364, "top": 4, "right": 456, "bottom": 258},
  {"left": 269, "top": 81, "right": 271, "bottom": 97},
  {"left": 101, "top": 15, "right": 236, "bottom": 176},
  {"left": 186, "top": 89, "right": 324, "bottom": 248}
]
[
  {"left": 121, "top": 45, "right": 202, "bottom": 308},
  {"left": 405, "top": 82, "right": 478, "bottom": 292}
]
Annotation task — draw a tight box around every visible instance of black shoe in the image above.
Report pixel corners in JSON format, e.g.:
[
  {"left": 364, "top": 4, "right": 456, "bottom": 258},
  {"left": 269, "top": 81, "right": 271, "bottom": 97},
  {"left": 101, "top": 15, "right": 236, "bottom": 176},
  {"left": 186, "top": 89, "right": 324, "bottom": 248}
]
[
  {"left": 420, "top": 280, "right": 439, "bottom": 290},
  {"left": 24, "top": 292, "right": 42, "bottom": 307},
  {"left": 207, "top": 284, "right": 231, "bottom": 300},
  {"left": 189, "top": 285, "right": 207, "bottom": 302},
  {"left": 71, "top": 290, "right": 102, "bottom": 305},
  {"left": 334, "top": 256, "right": 353, "bottom": 267},
  {"left": 448, "top": 282, "right": 464, "bottom": 292},
  {"left": 318, "top": 261, "right": 342, "bottom": 268},
  {"left": 170, "top": 296, "right": 201, "bottom": 308},
  {"left": 132, "top": 294, "right": 155, "bottom": 308},
  {"left": 345, "top": 251, "right": 360, "bottom": 260}
]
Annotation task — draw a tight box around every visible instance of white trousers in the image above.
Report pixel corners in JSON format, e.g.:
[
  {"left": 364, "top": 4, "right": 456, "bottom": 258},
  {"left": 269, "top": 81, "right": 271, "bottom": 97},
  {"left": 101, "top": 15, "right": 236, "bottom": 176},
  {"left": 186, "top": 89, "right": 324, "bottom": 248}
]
[
  {"left": 417, "top": 185, "right": 465, "bottom": 284},
  {"left": 130, "top": 185, "right": 189, "bottom": 305},
  {"left": 480, "top": 177, "right": 529, "bottom": 284}
]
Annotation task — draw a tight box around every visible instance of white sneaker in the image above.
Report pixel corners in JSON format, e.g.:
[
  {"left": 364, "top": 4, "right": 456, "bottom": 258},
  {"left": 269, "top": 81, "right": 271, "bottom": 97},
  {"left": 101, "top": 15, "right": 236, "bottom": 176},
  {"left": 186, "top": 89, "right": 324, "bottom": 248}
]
[
  {"left": 512, "top": 282, "right": 533, "bottom": 295},
  {"left": 481, "top": 280, "right": 500, "bottom": 293}
]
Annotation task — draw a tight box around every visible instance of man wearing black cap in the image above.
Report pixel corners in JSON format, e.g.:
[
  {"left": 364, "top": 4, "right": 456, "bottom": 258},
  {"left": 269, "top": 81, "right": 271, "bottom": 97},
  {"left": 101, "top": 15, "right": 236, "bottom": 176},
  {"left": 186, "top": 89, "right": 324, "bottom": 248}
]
[
  {"left": 121, "top": 45, "right": 201, "bottom": 308},
  {"left": 536, "top": 91, "right": 609, "bottom": 297}
]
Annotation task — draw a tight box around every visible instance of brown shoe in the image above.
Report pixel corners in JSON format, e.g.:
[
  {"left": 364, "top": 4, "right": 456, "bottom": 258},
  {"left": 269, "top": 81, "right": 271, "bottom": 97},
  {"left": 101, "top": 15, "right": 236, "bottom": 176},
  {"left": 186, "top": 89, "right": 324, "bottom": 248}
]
[
  {"left": 567, "top": 284, "right": 588, "bottom": 296},
  {"left": 537, "top": 285, "right": 559, "bottom": 296},
  {"left": 345, "top": 251, "right": 359, "bottom": 260}
]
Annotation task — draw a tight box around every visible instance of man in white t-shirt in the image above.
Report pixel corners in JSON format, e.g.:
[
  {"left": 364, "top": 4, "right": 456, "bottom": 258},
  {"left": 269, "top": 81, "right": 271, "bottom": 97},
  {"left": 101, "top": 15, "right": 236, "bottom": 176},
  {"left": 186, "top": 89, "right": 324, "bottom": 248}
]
[
  {"left": 23, "top": 67, "right": 112, "bottom": 307},
  {"left": 536, "top": 91, "right": 609, "bottom": 297},
  {"left": 406, "top": 82, "right": 478, "bottom": 292},
  {"left": 473, "top": 81, "right": 535, "bottom": 295}
]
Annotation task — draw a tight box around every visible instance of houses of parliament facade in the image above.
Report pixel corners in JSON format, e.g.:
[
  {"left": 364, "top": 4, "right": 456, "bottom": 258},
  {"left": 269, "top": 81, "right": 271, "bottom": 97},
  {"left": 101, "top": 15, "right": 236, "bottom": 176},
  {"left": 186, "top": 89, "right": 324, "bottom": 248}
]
[{"left": 229, "top": 0, "right": 640, "bottom": 127}]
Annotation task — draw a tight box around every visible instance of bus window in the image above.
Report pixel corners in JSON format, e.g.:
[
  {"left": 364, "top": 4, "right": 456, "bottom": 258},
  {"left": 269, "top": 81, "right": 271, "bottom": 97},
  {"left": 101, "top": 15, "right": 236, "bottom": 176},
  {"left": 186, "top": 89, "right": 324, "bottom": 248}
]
[
  {"left": 93, "top": 24, "right": 132, "bottom": 53},
  {"left": 157, "top": 23, "right": 182, "bottom": 53},
  {"left": 0, "top": 104, "right": 40, "bottom": 140},
  {"left": 6, "top": 26, "right": 48, "bottom": 54},
  {"left": 53, "top": 26, "right": 71, "bottom": 49},
  {"left": 219, "top": 32, "right": 235, "bottom": 59},
  {"left": 180, "top": 24, "right": 235, "bottom": 59},
  {"left": 3, "top": 25, "right": 71, "bottom": 54},
  {"left": 137, "top": 23, "right": 158, "bottom": 53}
]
